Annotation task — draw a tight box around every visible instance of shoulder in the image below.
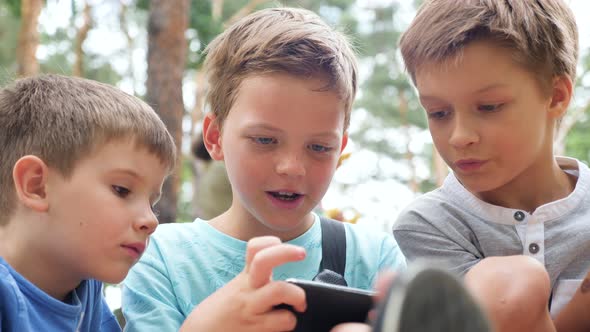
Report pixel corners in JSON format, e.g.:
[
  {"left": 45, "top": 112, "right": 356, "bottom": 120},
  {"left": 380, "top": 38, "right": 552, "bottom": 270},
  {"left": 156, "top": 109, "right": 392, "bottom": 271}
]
[
  {"left": 151, "top": 220, "right": 202, "bottom": 240},
  {"left": 146, "top": 220, "right": 209, "bottom": 253},
  {"left": 393, "top": 185, "right": 468, "bottom": 231},
  {"left": 343, "top": 223, "right": 405, "bottom": 266},
  {"left": 343, "top": 222, "right": 391, "bottom": 243},
  {"left": 0, "top": 262, "right": 21, "bottom": 315}
]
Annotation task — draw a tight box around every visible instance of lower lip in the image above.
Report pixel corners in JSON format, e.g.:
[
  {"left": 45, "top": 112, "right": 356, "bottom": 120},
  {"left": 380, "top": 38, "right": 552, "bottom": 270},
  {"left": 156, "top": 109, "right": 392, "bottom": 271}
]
[
  {"left": 456, "top": 161, "right": 486, "bottom": 172},
  {"left": 122, "top": 246, "right": 141, "bottom": 259},
  {"left": 266, "top": 193, "right": 304, "bottom": 210}
]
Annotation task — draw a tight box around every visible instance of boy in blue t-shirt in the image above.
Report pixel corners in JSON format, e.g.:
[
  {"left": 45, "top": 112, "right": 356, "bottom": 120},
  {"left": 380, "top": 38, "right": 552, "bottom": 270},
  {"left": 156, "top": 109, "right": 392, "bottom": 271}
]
[
  {"left": 123, "top": 7, "right": 406, "bottom": 332},
  {"left": 0, "top": 74, "right": 306, "bottom": 332},
  {"left": 0, "top": 74, "right": 176, "bottom": 331}
]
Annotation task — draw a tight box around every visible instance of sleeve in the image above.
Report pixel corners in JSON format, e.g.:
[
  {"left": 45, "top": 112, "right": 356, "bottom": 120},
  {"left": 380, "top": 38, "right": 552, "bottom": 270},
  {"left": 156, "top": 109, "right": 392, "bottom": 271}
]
[
  {"left": 122, "top": 240, "right": 186, "bottom": 332},
  {"left": 392, "top": 203, "right": 483, "bottom": 276},
  {"left": 343, "top": 224, "right": 407, "bottom": 289},
  {"left": 377, "top": 233, "right": 407, "bottom": 273}
]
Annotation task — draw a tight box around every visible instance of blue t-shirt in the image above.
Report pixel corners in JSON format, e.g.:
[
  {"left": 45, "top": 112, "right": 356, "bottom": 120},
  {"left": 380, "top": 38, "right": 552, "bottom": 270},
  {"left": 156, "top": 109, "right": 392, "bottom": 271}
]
[
  {"left": 0, "top": 257, "right": 120, "bottom": 332},
  {"left": 122, "top": 214, "right": 406, "bottom": 331}
]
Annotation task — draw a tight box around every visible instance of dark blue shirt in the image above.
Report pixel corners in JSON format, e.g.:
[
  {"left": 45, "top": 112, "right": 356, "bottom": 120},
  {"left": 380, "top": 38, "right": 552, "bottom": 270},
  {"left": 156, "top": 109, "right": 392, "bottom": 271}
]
[{"left": 0, "top": 257, "right": 120, "bottom": 332}]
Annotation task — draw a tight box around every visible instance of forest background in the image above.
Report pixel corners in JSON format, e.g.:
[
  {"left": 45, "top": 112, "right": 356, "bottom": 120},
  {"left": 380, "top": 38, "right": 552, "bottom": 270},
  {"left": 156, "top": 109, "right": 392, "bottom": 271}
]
[{"left": 1, "top": 0, "right": 589, "bottom": 313}]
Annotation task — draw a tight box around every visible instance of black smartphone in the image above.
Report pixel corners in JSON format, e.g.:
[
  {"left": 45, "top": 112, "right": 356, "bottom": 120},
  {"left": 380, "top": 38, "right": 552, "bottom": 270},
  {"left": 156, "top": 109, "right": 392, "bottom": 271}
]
[{"left": 280, "top": 278, "right": 376, "bottom": 332}]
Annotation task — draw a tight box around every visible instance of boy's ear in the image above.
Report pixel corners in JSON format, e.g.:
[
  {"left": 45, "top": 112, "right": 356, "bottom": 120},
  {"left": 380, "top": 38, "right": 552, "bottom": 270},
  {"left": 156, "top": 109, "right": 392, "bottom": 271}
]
[
  {"left": 202, "top": 112, "right": 224, "bottom": 161},
  {"left": 13, "top": 156, "right": 50, "bottom": 212},
  {"left": 340, "top": 133, "right": 348, "bottom": 153},
  {"left": 548, "top": 75, "right": 573, "bottom": 118}
]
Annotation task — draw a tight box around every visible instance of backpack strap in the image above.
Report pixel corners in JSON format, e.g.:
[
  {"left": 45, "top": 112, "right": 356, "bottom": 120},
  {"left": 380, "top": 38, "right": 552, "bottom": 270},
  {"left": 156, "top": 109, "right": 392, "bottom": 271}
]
[{"left": 318, "top": 216, "right": 347, "bottom": 277}]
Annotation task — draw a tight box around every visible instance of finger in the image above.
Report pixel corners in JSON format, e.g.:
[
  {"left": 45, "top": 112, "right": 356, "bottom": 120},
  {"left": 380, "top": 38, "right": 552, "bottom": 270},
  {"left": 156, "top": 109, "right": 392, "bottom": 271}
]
[
  {"left": 366, "top": 271, "right": 397, "bottom": 322},
  {"left": 249, "top": 244, "right": 306, "bottom": 288},
  {"left": 249, "top": 280, "right": 307, "bottom": 314},
  {"left": 255, "top": 308, "right": 298, "bottom": 332},
  {"left": 330, "top": 323, "right": 371, "bottom": 332},
  {"left": 244, "top": 236, "right": 282, "bottom": 273},
  {"left": 373, "top": 270, "right": 396, "bottom": 303}
]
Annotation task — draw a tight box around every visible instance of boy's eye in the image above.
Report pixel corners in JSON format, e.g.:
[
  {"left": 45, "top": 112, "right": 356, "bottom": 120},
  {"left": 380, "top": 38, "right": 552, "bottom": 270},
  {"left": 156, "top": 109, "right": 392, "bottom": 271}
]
[
  {"left": 252, "top": 137, "right": 276, "bottom": 145},
  {"left": 478, "top": 104, "right": 503, "bottom": 112},
  {"left": 309, "top": 144, "right": 332, "bottom": 153},
  {"left": 427, "top": 109, "right": 450, "bottom": 120},
  {"left": 112, "top": 185, "right": 130, "bottom": 198}
]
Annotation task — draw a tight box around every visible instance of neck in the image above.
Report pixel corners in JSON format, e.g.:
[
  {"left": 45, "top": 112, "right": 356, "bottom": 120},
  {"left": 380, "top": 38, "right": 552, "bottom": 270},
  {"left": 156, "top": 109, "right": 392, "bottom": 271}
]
[
  {"left": 0, "top": 216, "right": 80, "bottom": 301},
  {"left": 476, "top": 157, "right": 576, "bottom": 213},
  {"left": 208, "top": 205, "right": 314, "bottom": 242}
]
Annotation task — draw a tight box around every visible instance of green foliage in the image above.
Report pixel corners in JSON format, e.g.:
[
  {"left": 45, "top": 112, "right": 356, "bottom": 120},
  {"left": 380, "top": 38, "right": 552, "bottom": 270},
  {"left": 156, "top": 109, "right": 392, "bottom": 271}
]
[
  {"left": 186, "top": 0, "right": 220, "bottom": 68},
  {"left": 564, "top": 51, "right": 590, "bottom": 164},
  {"left": 0, "top": 1, "right": 19, "bottom": 79},
  {"left": 565, "top": 107, "right": 590, "bottom": 165},
  {"left": 283, "top": 0, "right": 353, "bottom": 12},
  {"left": 350, "top": 2, "right": 433, "bottom": 190},
  {"left": 2, "top": 0, "right": 20, "bottom": 17},
  {"left": 176, "top": 156, "right": 197, "bottom": 223}
]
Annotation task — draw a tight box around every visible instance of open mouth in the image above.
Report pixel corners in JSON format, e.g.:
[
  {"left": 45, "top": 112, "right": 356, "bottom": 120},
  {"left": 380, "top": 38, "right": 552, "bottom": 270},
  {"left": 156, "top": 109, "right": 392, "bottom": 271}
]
[{"left": 268, "top": 191, "right": 302, "bottom": 201}]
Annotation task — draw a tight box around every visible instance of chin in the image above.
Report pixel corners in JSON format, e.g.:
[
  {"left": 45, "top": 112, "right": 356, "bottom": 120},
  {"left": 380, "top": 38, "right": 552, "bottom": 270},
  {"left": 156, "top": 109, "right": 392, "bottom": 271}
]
[
  {"left": 97, "top": 268, "right": 130, "bottom": 284},
  {"left": 260, "top": 216, "right": 308, "bottom": 232}
]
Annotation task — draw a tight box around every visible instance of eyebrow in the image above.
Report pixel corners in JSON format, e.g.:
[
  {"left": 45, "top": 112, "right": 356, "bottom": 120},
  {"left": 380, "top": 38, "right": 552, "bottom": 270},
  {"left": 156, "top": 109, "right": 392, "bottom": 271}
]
[
  {"left": 112, "top": 168, "right": 141, "bottom": 179},
  {"left": 473, "top": 83, "right": 509, "bottom": 94},
  {"left": 243, "top": 123, "right": 282, "bottom": 133},
  {"left": 243, "top": 123, "right": 341, "bottom": 140}
]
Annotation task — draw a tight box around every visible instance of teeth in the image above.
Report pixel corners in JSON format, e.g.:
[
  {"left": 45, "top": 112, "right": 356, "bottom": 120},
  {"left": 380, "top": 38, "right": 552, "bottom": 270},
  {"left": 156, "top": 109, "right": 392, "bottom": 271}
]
[{"left": 272, "top": 192, "right": 299, "bottom": 201}]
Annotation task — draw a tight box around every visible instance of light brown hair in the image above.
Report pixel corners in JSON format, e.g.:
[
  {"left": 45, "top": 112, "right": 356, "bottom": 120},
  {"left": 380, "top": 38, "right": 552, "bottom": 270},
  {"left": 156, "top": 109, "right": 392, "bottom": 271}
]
[
  {"left": 203, "top": 7, "right": 358, "bottom": 130},
  {"left": 399, "top": 0, "right": 578, "bottom": 92},
  {"left": 0, "top": 74, "right": 176, "bottom": 225}
]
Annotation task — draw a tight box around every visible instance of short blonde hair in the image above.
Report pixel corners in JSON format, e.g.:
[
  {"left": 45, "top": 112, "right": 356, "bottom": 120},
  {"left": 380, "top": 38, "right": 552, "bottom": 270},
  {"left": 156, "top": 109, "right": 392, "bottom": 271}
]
[
  {"left": 203, "top": 7, "right": 358, "bottom": 130},
  {"left": 400, "top": 0, "right": 578, "bottom": 91},
  {"left": 0, "top": 74, "right": 176, "bottom": 225}
]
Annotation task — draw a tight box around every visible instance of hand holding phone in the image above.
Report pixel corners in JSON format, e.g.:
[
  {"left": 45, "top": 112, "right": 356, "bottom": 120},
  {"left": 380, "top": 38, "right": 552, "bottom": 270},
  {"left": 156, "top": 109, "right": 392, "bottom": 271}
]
[{"left": 278, "top": 278, "right": 376, "bottom": 332}]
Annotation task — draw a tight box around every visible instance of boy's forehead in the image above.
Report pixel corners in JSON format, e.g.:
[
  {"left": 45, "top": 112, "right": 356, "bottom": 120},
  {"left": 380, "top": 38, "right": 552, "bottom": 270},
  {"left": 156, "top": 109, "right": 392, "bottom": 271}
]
[{"left": 415, "top": 42, "right": 516, "bottom": 86}]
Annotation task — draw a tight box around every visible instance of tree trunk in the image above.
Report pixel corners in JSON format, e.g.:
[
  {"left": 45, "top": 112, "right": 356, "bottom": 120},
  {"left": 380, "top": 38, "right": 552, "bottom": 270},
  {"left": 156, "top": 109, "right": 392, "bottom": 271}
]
[
  {"left": 147, "top": 0, "right": 189, "bottom": 223},
  {"left": 16, "top": 0, "right": 43, "bottom": 77},
  {"left": 73, "top": 1, "right": 92, "bottom": 77},
  {"left": 212, "top": 0, "right": 223, "bottom": 21}
]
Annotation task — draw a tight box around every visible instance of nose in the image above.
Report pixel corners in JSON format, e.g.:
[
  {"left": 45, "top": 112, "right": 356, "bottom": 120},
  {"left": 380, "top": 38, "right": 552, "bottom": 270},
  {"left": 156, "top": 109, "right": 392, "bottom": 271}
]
[
  {"left": 275, "top": 152, "right": 306, "bottom": 177},
  {"left": 134, "top": 204, "right": 159, "bottom": 235},
  {"left": 448, "top": 113, "right": 479, "bottom": 148}
]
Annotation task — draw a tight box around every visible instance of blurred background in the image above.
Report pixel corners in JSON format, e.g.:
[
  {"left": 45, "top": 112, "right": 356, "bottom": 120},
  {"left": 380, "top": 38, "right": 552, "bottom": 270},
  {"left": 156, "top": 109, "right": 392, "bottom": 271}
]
[{"left": 1, "top": 0, "right": 589, "bottom": 315}]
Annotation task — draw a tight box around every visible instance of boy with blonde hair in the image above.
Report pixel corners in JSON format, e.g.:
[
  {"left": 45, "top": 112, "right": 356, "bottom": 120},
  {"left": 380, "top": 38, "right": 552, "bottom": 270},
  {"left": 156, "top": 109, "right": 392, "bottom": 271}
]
[
  {"left": 390, "top": 0, "right": 590, "bottom": 331},
  {"left": 123, "top": 7, "right": 406, "bottom": 331},
  {"left": 0, "top": 74, "right": 176, "bottom": 331}
]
